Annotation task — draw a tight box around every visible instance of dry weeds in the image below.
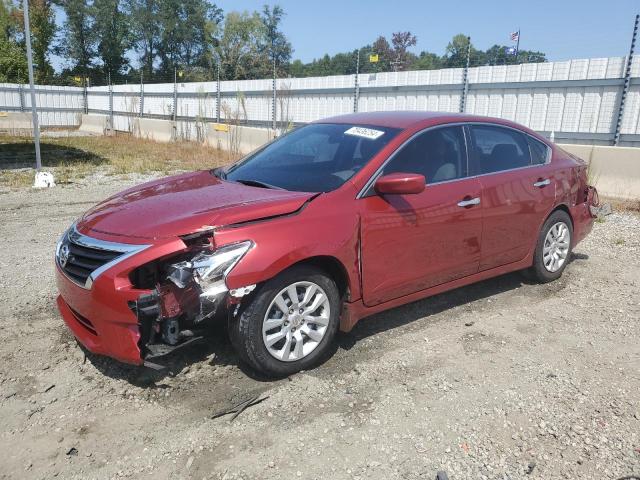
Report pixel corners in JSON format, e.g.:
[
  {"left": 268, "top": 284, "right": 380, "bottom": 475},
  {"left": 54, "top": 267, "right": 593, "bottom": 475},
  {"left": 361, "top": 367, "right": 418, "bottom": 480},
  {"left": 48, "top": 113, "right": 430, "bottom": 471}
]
[{"left": 0, "top": 134, "right": 236, "bottom": 188}]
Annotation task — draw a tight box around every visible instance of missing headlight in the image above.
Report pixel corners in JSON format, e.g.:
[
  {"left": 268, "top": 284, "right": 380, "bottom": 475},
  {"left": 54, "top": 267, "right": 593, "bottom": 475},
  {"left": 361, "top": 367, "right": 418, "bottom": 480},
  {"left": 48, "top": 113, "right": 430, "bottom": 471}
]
[{"left": 131, "top": 241, "right": 253, "bottom": 359}]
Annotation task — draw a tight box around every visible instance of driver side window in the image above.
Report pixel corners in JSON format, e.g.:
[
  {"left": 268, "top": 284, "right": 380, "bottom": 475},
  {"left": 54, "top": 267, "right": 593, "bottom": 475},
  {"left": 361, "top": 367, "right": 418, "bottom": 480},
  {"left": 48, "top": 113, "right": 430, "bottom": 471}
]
[{"left": 382, "top": 126, "right": 467, "bottom": 184}]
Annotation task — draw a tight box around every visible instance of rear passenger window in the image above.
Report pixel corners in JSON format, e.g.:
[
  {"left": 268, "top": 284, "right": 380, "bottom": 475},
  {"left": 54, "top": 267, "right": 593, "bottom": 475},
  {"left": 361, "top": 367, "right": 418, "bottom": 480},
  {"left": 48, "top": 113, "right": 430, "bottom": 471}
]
[
  {"left": 528, "top": 136, "right": 550, "bottom": 165},
  {"left": 470, "top": 125, "right": 531, "bottom": 174},
  {"left": 382, "top": 126, "right": 467, "bottom": 184}
]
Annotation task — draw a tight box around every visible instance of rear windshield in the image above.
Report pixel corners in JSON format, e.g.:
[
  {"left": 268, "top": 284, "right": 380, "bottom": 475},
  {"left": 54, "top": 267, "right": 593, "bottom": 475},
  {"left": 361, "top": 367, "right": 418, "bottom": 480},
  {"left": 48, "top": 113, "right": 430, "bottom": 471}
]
[{"left": 225, "top": 123, "right": 400, "bottom": 192}]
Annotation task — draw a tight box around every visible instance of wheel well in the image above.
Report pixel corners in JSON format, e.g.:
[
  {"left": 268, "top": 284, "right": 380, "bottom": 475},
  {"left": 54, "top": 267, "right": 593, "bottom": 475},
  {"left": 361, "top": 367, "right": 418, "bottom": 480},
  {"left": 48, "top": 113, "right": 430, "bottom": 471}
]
[
  {"left": 550, "top": 204, "right": 574, "bottom": 227},
  {"left": 288, "top": 256, "right": 350, "bottom": 301}
]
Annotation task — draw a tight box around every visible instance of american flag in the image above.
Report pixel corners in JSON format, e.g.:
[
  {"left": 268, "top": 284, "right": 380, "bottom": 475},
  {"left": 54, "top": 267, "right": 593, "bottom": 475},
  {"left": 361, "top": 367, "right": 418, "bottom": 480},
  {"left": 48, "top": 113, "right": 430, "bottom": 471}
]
[{"left": 510, "top": 31, "right": 520, "bottom": 42}]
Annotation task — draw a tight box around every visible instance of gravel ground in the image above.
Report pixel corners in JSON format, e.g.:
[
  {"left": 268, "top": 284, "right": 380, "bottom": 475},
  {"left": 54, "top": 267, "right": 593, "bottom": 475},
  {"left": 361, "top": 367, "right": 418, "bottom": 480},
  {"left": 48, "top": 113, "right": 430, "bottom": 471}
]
[{"left": 0, "top": 175, "right": 638, "bottom": 480}]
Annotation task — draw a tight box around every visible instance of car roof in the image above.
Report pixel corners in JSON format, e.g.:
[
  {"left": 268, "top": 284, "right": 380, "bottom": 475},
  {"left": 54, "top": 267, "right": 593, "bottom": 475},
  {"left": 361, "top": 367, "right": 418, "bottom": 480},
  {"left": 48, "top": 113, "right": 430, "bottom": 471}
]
[{"left": 313, "top": 110, "right": 532, "bottom": 133}]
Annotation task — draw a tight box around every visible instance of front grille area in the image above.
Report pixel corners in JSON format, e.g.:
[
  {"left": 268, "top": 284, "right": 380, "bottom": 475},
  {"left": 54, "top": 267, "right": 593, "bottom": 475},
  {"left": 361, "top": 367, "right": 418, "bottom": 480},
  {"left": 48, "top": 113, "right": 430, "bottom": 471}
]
[
  {"left": 61, "top": 241, "right": 123, "bottom": 285},
  {"left": 56, "top": 225, "right": 150, "bottom": 289}
]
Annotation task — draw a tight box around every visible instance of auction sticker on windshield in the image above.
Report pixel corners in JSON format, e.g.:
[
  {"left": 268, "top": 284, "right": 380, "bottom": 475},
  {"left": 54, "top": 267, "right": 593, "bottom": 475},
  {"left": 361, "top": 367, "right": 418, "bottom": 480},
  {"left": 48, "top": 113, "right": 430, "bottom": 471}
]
[{"left": 344, "top": 126, "right": 385, "bottom": 140}]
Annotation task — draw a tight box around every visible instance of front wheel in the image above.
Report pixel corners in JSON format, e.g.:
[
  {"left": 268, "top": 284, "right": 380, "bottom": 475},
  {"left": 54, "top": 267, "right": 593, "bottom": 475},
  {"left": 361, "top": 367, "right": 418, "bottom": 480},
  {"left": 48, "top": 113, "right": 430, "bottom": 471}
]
[
  {"left": 228, "top": 265, "right": 340, "bottom": 377},
  {"left": 527, "top": 210, "right": 573, "bottom": 283}
]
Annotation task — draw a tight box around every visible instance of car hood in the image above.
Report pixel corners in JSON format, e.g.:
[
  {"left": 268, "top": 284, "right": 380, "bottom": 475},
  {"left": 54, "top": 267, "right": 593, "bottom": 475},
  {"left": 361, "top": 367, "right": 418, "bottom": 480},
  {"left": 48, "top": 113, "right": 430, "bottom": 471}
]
[{"left": 76, "top": 170, "right": 316, "bottom": 240}]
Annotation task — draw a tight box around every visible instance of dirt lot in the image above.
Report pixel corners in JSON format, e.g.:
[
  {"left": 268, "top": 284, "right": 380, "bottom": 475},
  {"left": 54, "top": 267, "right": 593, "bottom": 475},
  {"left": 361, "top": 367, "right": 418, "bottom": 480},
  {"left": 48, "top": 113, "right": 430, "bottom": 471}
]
[{"left": 0, "top": 172, "right": 639, "bottom": 480}]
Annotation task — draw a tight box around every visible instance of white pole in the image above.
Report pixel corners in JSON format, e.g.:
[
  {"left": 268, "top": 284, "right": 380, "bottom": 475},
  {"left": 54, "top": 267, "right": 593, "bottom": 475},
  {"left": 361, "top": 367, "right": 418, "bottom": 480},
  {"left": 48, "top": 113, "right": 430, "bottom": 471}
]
[{"left": 22, "top": 0, "right": 42, "bottom": 172}]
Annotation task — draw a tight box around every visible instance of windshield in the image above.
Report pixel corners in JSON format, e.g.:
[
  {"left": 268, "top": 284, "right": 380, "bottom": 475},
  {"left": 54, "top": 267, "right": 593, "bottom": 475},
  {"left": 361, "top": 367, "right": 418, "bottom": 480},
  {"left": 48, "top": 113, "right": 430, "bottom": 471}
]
[{"left": 224, "top": 123, "right": 400, "bottom": 192}]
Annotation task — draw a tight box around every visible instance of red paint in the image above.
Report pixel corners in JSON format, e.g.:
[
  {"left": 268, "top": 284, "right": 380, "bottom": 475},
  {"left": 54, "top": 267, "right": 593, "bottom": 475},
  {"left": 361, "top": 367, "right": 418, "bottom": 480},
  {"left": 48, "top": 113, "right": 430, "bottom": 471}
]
[
  {"left": 77, "top": 170, "right": 314, "bottom": 240},
  {"left": 360, "top": 176, "right": 483, "bottom": 305},
  {"left": 56, "top": 112, "right": 597, "bottom": 365},
  {"left": 374, "top": 173, "right": 426, "bottom": 195}
]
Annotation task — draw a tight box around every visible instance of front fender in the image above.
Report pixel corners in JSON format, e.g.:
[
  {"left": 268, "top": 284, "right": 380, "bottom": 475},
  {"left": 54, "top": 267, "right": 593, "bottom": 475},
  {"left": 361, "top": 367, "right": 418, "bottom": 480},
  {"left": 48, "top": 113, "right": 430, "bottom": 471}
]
[{"left": 215, "top": 194, "right": 362, "bottom": 301}]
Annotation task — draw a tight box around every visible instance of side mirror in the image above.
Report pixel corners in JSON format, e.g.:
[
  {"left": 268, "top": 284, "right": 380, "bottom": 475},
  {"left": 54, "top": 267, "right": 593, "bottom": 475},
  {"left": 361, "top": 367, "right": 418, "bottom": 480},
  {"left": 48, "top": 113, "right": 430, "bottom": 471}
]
[{"left": 374, "top": 172, "right": 425, "bottom": 195}]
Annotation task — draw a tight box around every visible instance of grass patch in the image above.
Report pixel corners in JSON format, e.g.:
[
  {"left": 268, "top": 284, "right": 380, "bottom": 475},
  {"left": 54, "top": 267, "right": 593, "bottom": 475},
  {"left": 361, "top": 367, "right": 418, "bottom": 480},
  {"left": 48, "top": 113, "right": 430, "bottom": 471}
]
[{"left": 0, "top": 134, "right": 235, "bottom": 188}]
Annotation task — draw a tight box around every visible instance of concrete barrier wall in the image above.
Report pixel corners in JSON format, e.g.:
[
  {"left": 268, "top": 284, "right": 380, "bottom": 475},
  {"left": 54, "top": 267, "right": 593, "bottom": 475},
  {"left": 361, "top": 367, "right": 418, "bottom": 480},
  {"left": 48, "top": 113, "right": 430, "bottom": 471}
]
[
  {"left": 78, "top": 114, "right": 107, "bottom": 135},
  {"left": 0, "top": 112, "right": 34, "bottom": 131},
  {"left": 558, "top": 143, "right": 640, "bottom": 200},
  {"left": 135, "top": 117, "right": 175, "bottom": 142},
  {"left": 104, "top": 114, "right": 274, "bottom": 155},
  {"left": 205, "top": 123, "right": 274, "bottom": 155}
]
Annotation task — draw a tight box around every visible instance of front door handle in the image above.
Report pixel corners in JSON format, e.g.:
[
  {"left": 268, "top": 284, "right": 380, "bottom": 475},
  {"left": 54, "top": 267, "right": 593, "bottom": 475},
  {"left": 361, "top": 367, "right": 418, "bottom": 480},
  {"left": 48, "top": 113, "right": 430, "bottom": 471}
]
[
  {"left": 457, "top": 197, "right": 480, "bottom": 208},
  {"left": 533, "top": 178, "right": 551, "bottom": 188}
]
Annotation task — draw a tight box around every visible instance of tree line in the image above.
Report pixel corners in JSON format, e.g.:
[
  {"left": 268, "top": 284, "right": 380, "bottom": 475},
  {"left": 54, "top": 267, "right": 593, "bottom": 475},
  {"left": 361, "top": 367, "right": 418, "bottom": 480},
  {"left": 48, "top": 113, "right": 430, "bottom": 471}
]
[{"left": 0, "top": 0, "right": 546, "bottom": 86}]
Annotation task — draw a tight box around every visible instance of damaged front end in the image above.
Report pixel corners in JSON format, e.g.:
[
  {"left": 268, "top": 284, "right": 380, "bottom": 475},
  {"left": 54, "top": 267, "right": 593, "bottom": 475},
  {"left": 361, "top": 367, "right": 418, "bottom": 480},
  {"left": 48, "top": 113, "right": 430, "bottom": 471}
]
[{"left": 129, "top": 235, "right": 255, "bottom": 366}]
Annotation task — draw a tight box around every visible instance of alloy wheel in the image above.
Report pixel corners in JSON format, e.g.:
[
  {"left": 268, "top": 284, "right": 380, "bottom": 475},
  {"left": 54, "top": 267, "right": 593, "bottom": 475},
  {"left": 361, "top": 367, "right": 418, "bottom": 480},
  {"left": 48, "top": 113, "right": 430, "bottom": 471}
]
[
  {"left": 543, "top": 221, "right": 571, "bottom": 272},
  {"left": 262, "top": 281, "right": 331, "bottom": 362}
]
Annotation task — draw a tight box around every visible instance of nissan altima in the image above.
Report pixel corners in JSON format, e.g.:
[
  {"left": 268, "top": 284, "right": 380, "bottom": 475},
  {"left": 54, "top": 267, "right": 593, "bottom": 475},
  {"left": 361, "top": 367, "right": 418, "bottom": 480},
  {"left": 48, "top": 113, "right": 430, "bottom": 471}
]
[{"left": 55, "top": 111, "right": 598, "bottom": 376}]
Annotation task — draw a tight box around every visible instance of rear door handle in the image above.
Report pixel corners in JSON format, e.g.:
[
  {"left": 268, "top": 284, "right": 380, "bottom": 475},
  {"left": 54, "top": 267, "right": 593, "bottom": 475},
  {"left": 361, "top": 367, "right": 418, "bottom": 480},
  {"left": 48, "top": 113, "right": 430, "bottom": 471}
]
[
  {"left": 533, "top": 178, "right": 551, "bottom": 188},
  {"left": 457, "top": 197, "right": 480, "bottom": 208}
]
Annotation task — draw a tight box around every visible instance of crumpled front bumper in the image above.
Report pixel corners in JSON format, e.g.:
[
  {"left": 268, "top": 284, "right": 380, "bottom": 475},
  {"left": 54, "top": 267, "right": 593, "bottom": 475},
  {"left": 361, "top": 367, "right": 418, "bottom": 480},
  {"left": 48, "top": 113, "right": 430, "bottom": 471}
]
[
  {"left": 55, "top": 235, "right": 188, "bottom": 365},
  {"left": 56, "top": 263, "right": 146, "bottom": 365}
]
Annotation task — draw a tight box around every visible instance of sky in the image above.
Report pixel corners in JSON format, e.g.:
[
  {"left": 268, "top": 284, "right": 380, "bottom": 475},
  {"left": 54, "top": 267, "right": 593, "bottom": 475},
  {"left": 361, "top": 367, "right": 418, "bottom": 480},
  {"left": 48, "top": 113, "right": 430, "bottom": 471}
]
[
  {"left": 216, "top": 0, "right": 640, "bottom": 62},
  {"left": 50, "top": 0, "right": 639, "bottom": 71}
]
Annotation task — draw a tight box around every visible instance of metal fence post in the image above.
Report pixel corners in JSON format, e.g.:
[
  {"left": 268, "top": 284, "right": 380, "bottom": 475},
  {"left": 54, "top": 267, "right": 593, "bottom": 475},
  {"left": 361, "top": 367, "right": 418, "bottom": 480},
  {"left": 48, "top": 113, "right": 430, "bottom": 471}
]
[
  {"left": 353, "top": 49, "right": 360, "bottom": 113},
  {"left": 216, "top": 62, "right": 221, "bottom": 123},
  {"left": 272, "top": 57, "right": 277, "bottom": 132},
  {"left": 83, "top": 81, "right": 88, "bottom": 115},
  {"left": 108, "top": 72, "right": 114, "bottom": 133},
  {"left": 613, "top": 14, "right": 639, "bottom": 146},
  {"left": 459, "top": 36, "right": 471, "bottom": 113},
  {"left": 139, "top": 73, "right": 144, "bottom": 117},
  {"left": 18, "top": 84, "right": 25, "bottom": 112},
  {"left": 171, "top": 68, "right": 178, "bottom": 141},
  {"left": 172, "top": 68, "right": 177, "bottom": 123}
]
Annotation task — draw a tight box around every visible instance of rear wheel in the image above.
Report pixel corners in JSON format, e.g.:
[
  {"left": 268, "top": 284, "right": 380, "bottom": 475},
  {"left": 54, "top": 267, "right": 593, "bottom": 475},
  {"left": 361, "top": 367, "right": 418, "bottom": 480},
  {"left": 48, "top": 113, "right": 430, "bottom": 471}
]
[
  {"left": 229, "top": 265, "right": 340, "bottom": 377},
  {"left": 527, "top": 210, "right": 573, "bottom": 283}
]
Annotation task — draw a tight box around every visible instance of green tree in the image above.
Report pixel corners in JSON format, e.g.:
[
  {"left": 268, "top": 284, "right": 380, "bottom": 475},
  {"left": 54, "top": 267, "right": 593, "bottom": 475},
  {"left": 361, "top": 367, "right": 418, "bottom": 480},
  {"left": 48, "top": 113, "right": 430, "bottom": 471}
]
[
  {"left": 7, "top": 0, "right": 55, "bottom": 82},
  {"left": 93, "top": 0, "right": 130, "bottom": 78},
  {"left": 216, "top": 10, "right": 265, "bottom": 80},
  {"left": 127, "top": 0, "right": 159, "bottom": 78},
  {"left": 0, "top": 0, "right": 27, "bottom": 82},
  {"left": 57, "top": 0, "right": 95, "bottom": 78},
  {"left": 156, "top": 0, "right": 222, "bottom": 77},
  {"left": 260, "top": 5, "right": 291, "bottom": 76},
  {"left": 443, "top": 34, "right": 486, "bottom": 68},
  {"left": 410, "top": 51, "right": 442, "bottom": 70},
  {"left": 288, "top": 58, "right": 305, "bottom": 76},
  {"left": 370, "top": 35, "right": 392, "bottom": 72},
  {"left": 25, "top": 0, "right": 55, "bottom": 82}
]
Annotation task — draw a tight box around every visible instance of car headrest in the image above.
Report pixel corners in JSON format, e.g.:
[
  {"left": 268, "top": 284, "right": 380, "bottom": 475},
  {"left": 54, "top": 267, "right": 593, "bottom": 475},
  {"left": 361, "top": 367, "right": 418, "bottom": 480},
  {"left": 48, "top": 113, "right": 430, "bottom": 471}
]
[{"left": 491, "top": 143, "right": 518, "bottom": 160}]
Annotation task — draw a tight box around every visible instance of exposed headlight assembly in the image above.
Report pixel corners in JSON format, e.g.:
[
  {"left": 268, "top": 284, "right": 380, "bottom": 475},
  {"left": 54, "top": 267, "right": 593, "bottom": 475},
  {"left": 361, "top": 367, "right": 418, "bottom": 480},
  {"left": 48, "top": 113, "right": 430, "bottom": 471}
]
[{"left": 166, "top": 240, "right": 253, "bottom": 298}]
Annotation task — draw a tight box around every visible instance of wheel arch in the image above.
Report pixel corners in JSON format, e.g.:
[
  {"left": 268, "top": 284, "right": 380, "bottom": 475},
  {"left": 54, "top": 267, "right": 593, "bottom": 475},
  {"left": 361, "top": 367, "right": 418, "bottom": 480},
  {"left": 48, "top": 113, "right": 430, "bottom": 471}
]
[
  {"left": 549, "top": 203, "right": 574, "bottom": 227},
  {"left": 279, "top": 256, "right": 352, "bottom": 302}
]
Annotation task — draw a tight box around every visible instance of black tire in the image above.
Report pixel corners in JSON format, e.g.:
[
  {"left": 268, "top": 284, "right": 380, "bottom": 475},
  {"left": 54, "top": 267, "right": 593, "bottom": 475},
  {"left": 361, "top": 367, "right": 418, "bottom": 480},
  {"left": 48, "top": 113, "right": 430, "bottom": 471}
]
[
  {"left": 228, "top": 265, "right": 340, "bottom": 377},
  {"left": 527, "top": 209, "right": 573, "bottom": 283}
]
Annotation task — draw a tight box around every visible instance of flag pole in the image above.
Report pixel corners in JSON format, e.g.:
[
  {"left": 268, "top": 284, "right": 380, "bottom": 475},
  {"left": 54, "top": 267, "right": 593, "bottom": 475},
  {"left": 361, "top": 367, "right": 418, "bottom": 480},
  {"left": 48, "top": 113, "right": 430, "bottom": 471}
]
[{"left": 515, "top": 28, "right": 520, "bottom": 62}]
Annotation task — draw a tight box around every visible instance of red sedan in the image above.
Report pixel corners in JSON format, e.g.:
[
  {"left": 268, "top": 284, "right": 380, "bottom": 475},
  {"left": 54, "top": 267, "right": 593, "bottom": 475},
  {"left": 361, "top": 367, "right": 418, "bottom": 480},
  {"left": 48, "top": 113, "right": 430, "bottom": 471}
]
[{"left": 55, "top": 112, "right": 598, "bottom": 376}]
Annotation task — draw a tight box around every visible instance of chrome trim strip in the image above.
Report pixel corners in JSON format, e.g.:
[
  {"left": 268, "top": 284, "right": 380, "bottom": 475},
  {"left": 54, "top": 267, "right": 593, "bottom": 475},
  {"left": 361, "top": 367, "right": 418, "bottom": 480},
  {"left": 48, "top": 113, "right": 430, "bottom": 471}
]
[
  {"left": 356, "top": 121, "right": 552, "bottom": 199},
  {"left": 56, "top": 224, "right": 151, "bottom": 290}
]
